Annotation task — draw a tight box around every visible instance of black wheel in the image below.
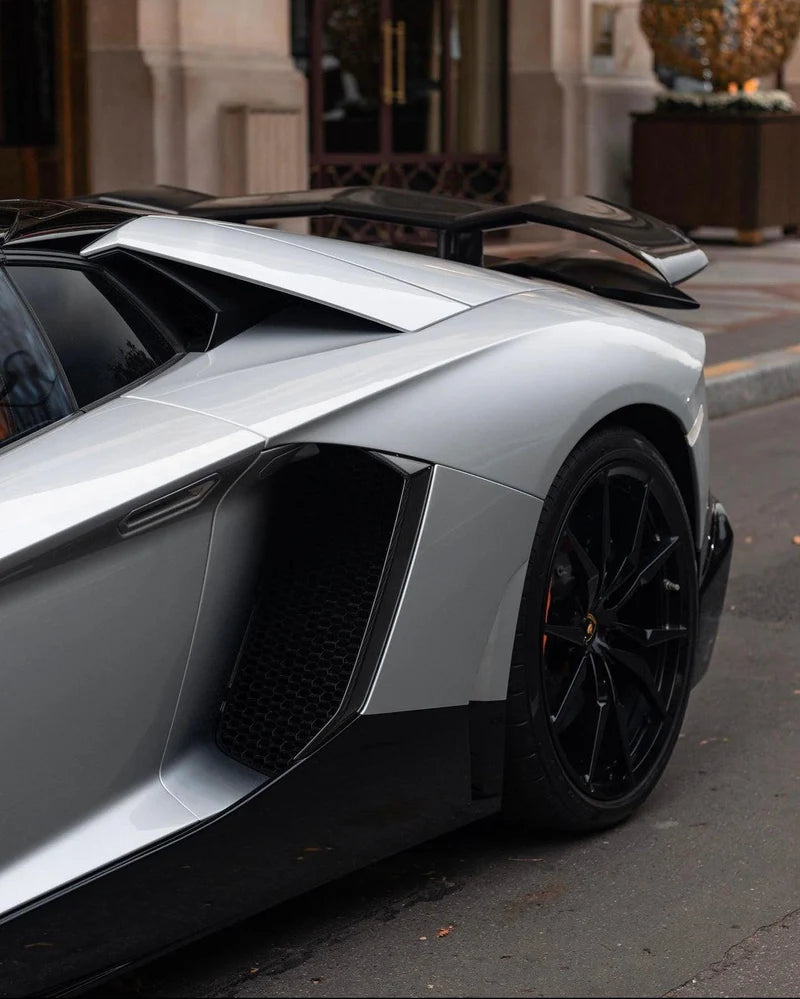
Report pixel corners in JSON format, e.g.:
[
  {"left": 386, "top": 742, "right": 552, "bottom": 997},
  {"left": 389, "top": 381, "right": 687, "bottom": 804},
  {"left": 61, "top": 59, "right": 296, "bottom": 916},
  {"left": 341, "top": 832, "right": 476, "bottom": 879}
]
[{"left": 503, "top": 426, "right": 697, "bottom": 832}]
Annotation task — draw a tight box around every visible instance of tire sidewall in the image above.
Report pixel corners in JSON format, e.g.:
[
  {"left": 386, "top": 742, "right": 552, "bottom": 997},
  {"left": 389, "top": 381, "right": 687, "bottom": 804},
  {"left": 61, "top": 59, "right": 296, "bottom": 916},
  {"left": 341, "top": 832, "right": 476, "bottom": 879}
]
[{"left": 520, "top": 428, "right": 698, "bottom": 829}]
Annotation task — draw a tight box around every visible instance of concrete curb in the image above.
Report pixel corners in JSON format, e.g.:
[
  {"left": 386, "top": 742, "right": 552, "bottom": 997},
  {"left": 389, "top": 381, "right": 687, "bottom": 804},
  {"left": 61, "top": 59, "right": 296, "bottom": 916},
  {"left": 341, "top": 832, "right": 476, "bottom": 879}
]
[{"left": 706, "top": 344, "right": 800, "bottom": 419}]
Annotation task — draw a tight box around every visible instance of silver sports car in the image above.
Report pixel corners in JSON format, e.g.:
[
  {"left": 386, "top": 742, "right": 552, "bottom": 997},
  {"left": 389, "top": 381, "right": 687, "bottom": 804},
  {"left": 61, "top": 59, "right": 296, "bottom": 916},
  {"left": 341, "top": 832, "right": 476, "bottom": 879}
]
[{"left": 0, "top": 187, "right": 731, "bottom": 995}]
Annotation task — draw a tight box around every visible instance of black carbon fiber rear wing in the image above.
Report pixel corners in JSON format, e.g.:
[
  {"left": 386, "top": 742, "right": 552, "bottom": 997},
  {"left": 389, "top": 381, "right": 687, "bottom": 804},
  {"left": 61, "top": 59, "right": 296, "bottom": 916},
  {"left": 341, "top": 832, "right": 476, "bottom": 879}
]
[{"left": 81, "top": 185, "right": 707, "bottom": 288}]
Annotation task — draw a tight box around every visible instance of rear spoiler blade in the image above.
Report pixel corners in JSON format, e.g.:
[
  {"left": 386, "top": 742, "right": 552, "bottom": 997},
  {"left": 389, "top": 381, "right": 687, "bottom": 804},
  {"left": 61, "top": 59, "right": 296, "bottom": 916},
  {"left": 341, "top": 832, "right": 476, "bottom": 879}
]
[
  {"left": 490, "top": 252, "right": 700, "bottom": 310},
  {"left": 80, "top": 186, "right": 707, "bottom": 286},
  {"left": 79, "top": 185, "right": 210, "bottom": 214},
  {"left": 450, "top": 195, "right": 708, "bottom": 286}
]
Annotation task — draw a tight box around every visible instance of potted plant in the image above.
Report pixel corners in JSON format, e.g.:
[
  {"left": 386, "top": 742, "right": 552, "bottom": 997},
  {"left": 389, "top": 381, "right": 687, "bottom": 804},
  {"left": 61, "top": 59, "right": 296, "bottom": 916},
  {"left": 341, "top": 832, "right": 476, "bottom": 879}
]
[{"left": 632, "top": 0, "right": 800, "bottom": 241}]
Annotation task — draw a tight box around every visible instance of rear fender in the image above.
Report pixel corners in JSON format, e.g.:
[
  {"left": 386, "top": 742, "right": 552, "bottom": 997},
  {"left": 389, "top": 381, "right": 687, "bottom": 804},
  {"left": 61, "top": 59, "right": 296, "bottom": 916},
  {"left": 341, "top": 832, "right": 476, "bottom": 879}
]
[{"left": 273, "top": 292, "right": 707, "bottom": 529}]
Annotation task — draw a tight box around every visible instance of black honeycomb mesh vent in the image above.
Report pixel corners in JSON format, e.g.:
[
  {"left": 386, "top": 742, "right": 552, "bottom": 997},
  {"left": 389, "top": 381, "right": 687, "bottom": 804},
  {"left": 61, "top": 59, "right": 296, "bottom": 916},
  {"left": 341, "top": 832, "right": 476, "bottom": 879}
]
[{"left": 216, "top": 447, "right": 404, "bottom": 777}]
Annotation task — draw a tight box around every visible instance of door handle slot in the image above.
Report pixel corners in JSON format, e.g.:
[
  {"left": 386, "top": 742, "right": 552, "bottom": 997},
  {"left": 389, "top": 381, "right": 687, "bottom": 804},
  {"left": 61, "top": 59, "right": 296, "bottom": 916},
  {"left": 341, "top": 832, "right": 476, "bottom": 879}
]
[{"left": 119, "top": 475, "right": 220, "bottom": 536}]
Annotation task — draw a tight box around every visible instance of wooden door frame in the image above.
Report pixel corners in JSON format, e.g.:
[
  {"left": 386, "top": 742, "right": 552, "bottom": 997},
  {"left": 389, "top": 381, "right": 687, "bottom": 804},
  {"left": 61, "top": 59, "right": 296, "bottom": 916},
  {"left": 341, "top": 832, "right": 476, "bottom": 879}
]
[
  {"left": 308, "top": 0, "right": 393, "bottom": 168},
  {"left": 306, "top": 0, "right": 509, "bottom": 200},
  {"left": 55, "top": 0, "right": 89, "bottom": 198},
  {"left": 0, "top": 0, "right": 88, "bottom": 200}
]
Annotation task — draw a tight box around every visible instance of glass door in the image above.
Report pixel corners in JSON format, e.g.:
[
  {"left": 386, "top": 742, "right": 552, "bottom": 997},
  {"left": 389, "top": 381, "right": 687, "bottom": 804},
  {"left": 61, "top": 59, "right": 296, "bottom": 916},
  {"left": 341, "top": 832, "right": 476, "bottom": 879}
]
[
  {"left": 293, "top": 0, "right": 391, "bottom": 186},
  {"left": 444, "top": 0, "right": 505, "bottom": 157},
  {"left": 316, "top": 0, "right": 387, "bottom": 158},
  {"left": 389, "top": 0, "right": 444, "bottom": 156},
  {"left": 293, "top": 0, "right": 507, "bottom": 206},
  {"left": 389, "top": 0, "right": 507, "bottom": 198}
]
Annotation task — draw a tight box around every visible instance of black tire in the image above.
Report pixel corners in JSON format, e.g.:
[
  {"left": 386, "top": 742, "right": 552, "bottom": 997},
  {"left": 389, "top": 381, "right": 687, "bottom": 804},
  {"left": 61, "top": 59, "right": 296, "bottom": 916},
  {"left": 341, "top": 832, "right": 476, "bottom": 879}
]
[{"left": 502, "top": 426, "right": 698, "bottom": 832}]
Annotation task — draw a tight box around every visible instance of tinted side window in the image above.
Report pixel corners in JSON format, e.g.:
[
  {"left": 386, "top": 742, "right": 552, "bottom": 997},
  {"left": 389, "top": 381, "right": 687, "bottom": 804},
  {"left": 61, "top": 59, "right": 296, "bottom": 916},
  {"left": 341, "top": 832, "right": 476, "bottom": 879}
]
[
  {"left": 101, "top": 252, "right": 216, "bottom": 351},
  {"left": 9, "top": 265, "right": 176, "bottom": 407},
  {"left": 0, "top": 269, "right": 73, "bottom": 447}
]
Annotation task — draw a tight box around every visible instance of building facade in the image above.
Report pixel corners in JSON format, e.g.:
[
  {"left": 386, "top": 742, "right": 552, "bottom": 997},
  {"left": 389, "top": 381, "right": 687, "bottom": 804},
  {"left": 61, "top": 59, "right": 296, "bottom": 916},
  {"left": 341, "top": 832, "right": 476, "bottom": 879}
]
[{"left": 3, "top": 0, "right": 798, "bottom": 207}]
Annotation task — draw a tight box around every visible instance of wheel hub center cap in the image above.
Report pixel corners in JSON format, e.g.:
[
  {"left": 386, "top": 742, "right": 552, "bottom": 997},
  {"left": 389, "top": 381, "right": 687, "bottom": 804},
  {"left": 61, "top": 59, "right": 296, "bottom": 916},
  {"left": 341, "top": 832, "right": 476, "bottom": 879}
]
[{"left": 584, "top": 612, "right": 598, "bottom": 644}]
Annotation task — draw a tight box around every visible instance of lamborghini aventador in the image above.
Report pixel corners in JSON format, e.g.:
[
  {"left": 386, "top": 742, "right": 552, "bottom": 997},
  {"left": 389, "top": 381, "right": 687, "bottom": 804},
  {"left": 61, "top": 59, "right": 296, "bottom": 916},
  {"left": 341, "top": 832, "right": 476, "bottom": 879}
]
[{"left": 0, "top": 186, "right": 731, "bottom": 995}]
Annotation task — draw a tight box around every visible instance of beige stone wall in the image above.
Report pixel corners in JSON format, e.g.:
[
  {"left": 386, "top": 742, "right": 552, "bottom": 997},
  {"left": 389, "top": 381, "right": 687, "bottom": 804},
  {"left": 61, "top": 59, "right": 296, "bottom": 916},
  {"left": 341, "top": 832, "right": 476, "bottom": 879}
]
[
  {"left": 87, "top": 0, "right": 155, "bottom": 191},
  {"left": 508, "top": 0, "right": 658, "bottom": 205},
  {"left": 86, "top": 0, "right": 307, "bottom": 196},
  {"left": 780, "top": 30, "right": 800, "bottom": 106},
  {"left": 507, "top": 0, "right": 560, "bottom": 204},
  {"left": 174, "top": 0, "right": 289, "bottom": 52}
]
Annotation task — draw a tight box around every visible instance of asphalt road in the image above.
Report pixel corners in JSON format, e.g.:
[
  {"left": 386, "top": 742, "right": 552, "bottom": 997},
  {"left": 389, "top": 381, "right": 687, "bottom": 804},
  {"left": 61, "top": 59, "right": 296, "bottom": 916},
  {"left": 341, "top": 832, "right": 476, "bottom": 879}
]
[{"left": 101, "top": 398, "right": 800, "bottom": 999}]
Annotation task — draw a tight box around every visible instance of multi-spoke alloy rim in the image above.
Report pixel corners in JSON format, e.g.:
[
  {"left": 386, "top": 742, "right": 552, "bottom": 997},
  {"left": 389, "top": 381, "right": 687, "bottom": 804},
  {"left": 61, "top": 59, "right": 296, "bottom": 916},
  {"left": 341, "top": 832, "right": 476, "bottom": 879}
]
[{"left": 541, "top": 462, "right": 692, "bottom": 801}]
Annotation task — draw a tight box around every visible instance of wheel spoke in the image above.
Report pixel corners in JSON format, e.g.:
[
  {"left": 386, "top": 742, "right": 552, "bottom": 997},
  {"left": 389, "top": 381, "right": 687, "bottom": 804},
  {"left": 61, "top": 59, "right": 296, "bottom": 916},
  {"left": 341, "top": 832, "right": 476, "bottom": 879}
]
[
  {"left": 566, "top": 529, "right": 600, "bottom": 606},
  {"left": 540, "top": 455, "right": 692, "bottom": 805},
  {"left": 605, "top": 478, "right": 650, "bottom": 599},
  {"left": 629, "top": 479, "right": 650, "bottom": 564},
  {"left": 543, "top": 624, "right": 587, "bottom": 647},
  {"left": 601, "top": 472, "right": 612, "bottom": 589},
  {"left": 587, "top": 656, "right": 609, "bottom": 784},
  {"left": 605, "top": 645, "right": 667, "bottom": 718},
  {"left": 550, "top": 652, "right": 589, "bottom": 732},
  {"left": 609, "top": 536, "right": 679, "bottom": 610},
  {"left": 603, "top": 658, "right": 633, "bottom": 780},
  {"left": 612, "top": 623, "right": 688, "bottom": 647}
]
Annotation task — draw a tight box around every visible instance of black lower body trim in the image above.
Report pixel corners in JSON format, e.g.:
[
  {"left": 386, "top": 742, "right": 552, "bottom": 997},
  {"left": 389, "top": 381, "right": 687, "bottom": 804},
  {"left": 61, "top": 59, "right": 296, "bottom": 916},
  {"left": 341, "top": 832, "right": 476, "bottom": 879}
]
[
  {"left": 693, "top": 498, "right": 733, "bottom": 685},
  {"left": 1, "top": 704, "right": 503, "bottom": 997},
  {"left": 469, "top": 700, "right": 507, "bottom": 799}
]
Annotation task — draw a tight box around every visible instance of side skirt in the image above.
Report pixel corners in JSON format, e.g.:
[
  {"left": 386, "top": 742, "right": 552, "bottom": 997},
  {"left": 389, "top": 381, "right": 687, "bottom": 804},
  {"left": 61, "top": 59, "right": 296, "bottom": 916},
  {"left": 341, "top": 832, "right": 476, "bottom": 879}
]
[{"left": 1, "top": 704, "right": 504, "bottom": 997}]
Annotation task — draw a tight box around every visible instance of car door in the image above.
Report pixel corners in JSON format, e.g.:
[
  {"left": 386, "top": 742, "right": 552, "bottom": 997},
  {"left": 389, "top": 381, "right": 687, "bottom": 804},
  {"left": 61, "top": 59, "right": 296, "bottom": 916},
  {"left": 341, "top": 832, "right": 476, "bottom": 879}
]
[{"left": 0, "top": 260, "right": 263, "bottom": 915}]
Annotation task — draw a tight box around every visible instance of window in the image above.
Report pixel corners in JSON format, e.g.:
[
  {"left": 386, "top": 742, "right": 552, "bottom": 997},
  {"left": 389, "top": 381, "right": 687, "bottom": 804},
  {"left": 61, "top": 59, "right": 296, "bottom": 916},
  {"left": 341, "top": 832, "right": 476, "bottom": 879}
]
[
  {"left": 100, "top": 252, "right": 216, "bottom": 351},
  {"left": 0, "top": 270, "right": 73, "bottom": 447},
  {"left": 100, "top": 250, "right": 318, "bottom": 350},
  {"left": 9, "top": 264, "right": 178, "bottom": 408}
]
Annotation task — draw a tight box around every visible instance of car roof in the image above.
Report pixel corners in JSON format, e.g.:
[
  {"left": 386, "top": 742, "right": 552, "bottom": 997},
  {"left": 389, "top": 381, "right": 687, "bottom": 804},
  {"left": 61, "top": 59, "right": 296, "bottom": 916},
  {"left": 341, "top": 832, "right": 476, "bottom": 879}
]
[{"left": 0, "top": 199, "right": 141, "bottom": 248}]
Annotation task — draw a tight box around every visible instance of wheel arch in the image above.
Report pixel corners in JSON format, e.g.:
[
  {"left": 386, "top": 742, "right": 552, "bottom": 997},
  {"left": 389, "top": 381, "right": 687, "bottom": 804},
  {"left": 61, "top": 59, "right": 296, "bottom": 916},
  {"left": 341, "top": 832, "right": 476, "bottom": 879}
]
[
  {"left": 501, "top": 422, "right": 699, "bottom": 830},
  {"left": 466, "top": 402, "right": 703, "bottom": 807},
  {"left": 587, "top": 403, "right": 699, "bottom": 548}
]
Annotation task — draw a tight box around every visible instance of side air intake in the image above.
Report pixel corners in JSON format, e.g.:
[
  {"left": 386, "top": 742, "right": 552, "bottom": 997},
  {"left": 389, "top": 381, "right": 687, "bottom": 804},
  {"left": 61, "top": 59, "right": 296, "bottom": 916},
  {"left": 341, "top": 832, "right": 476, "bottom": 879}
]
[{"left": 216, "top": 447, "right": 408, "bottom": 778}]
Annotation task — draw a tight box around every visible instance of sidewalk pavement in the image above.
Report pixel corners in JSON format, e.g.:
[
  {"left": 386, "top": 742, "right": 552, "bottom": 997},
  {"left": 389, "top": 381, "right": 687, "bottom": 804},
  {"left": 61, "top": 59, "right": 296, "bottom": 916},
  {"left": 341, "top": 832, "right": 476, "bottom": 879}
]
[{"left": 657, "top": 235, "right": 800, "bottom": 418}]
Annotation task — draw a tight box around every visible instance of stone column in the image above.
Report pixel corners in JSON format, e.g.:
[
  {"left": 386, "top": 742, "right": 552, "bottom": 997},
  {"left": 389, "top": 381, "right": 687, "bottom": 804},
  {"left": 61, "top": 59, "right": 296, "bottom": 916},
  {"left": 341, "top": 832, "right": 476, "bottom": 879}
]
[
  {"left": 138, "top": 0, "right": 184, "bottom": 187},
  {"left": 508, "top": 0, "right": 658, "bottom": 206},
  {"left": 86, "top": 0, "right": 155, "bottom": 190},
  {"left": 86, "top": 0, "right": 307, "bottom": 195},
  {"left": 780, "top": 34, "right": 800, "bottom": 107},
  {"left": 507, "top": 0, "right": 565, "bottom": 205}
]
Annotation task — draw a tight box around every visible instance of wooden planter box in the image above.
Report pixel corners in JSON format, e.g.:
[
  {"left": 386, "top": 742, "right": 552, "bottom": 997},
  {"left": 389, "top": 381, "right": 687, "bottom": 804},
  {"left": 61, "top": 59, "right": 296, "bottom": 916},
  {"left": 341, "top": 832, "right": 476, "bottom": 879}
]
[{"left": 631, "top": 111, "right": 800, "bottom": 237}]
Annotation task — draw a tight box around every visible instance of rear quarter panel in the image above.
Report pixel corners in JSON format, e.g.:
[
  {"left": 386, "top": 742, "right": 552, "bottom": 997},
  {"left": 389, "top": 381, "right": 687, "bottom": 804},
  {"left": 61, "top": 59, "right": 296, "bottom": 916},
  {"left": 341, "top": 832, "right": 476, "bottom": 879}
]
[{"left": 133, "top": 287, "right": 707, "bottom": 520}]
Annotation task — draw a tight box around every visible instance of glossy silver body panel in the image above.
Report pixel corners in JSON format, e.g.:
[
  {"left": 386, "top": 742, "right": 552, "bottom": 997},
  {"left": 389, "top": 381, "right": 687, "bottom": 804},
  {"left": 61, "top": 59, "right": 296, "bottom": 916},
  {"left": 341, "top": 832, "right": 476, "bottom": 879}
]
[
  {"left": 0, "top": 398, "right": 263, "bottom": 914},
  {"left": 159, "top": 448, "right": 294, "bottom": 817},
  {"left": 219, "top": 225, "right": 533, "bottom": 305},
  {"left": 1, "top": 212, "right": 714, "bottom": 924},
  {"left": 84, "top": 217, "right": 527, "bottom": 332},
  {"left": 131, "top": 286, "right": 707, "bottom": 532},
  {"left": 364, "top": 464, "right": 541, "bottom": 714},
  {"left": 0, "top": 397, "right": 257, "bottom": 568}
]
